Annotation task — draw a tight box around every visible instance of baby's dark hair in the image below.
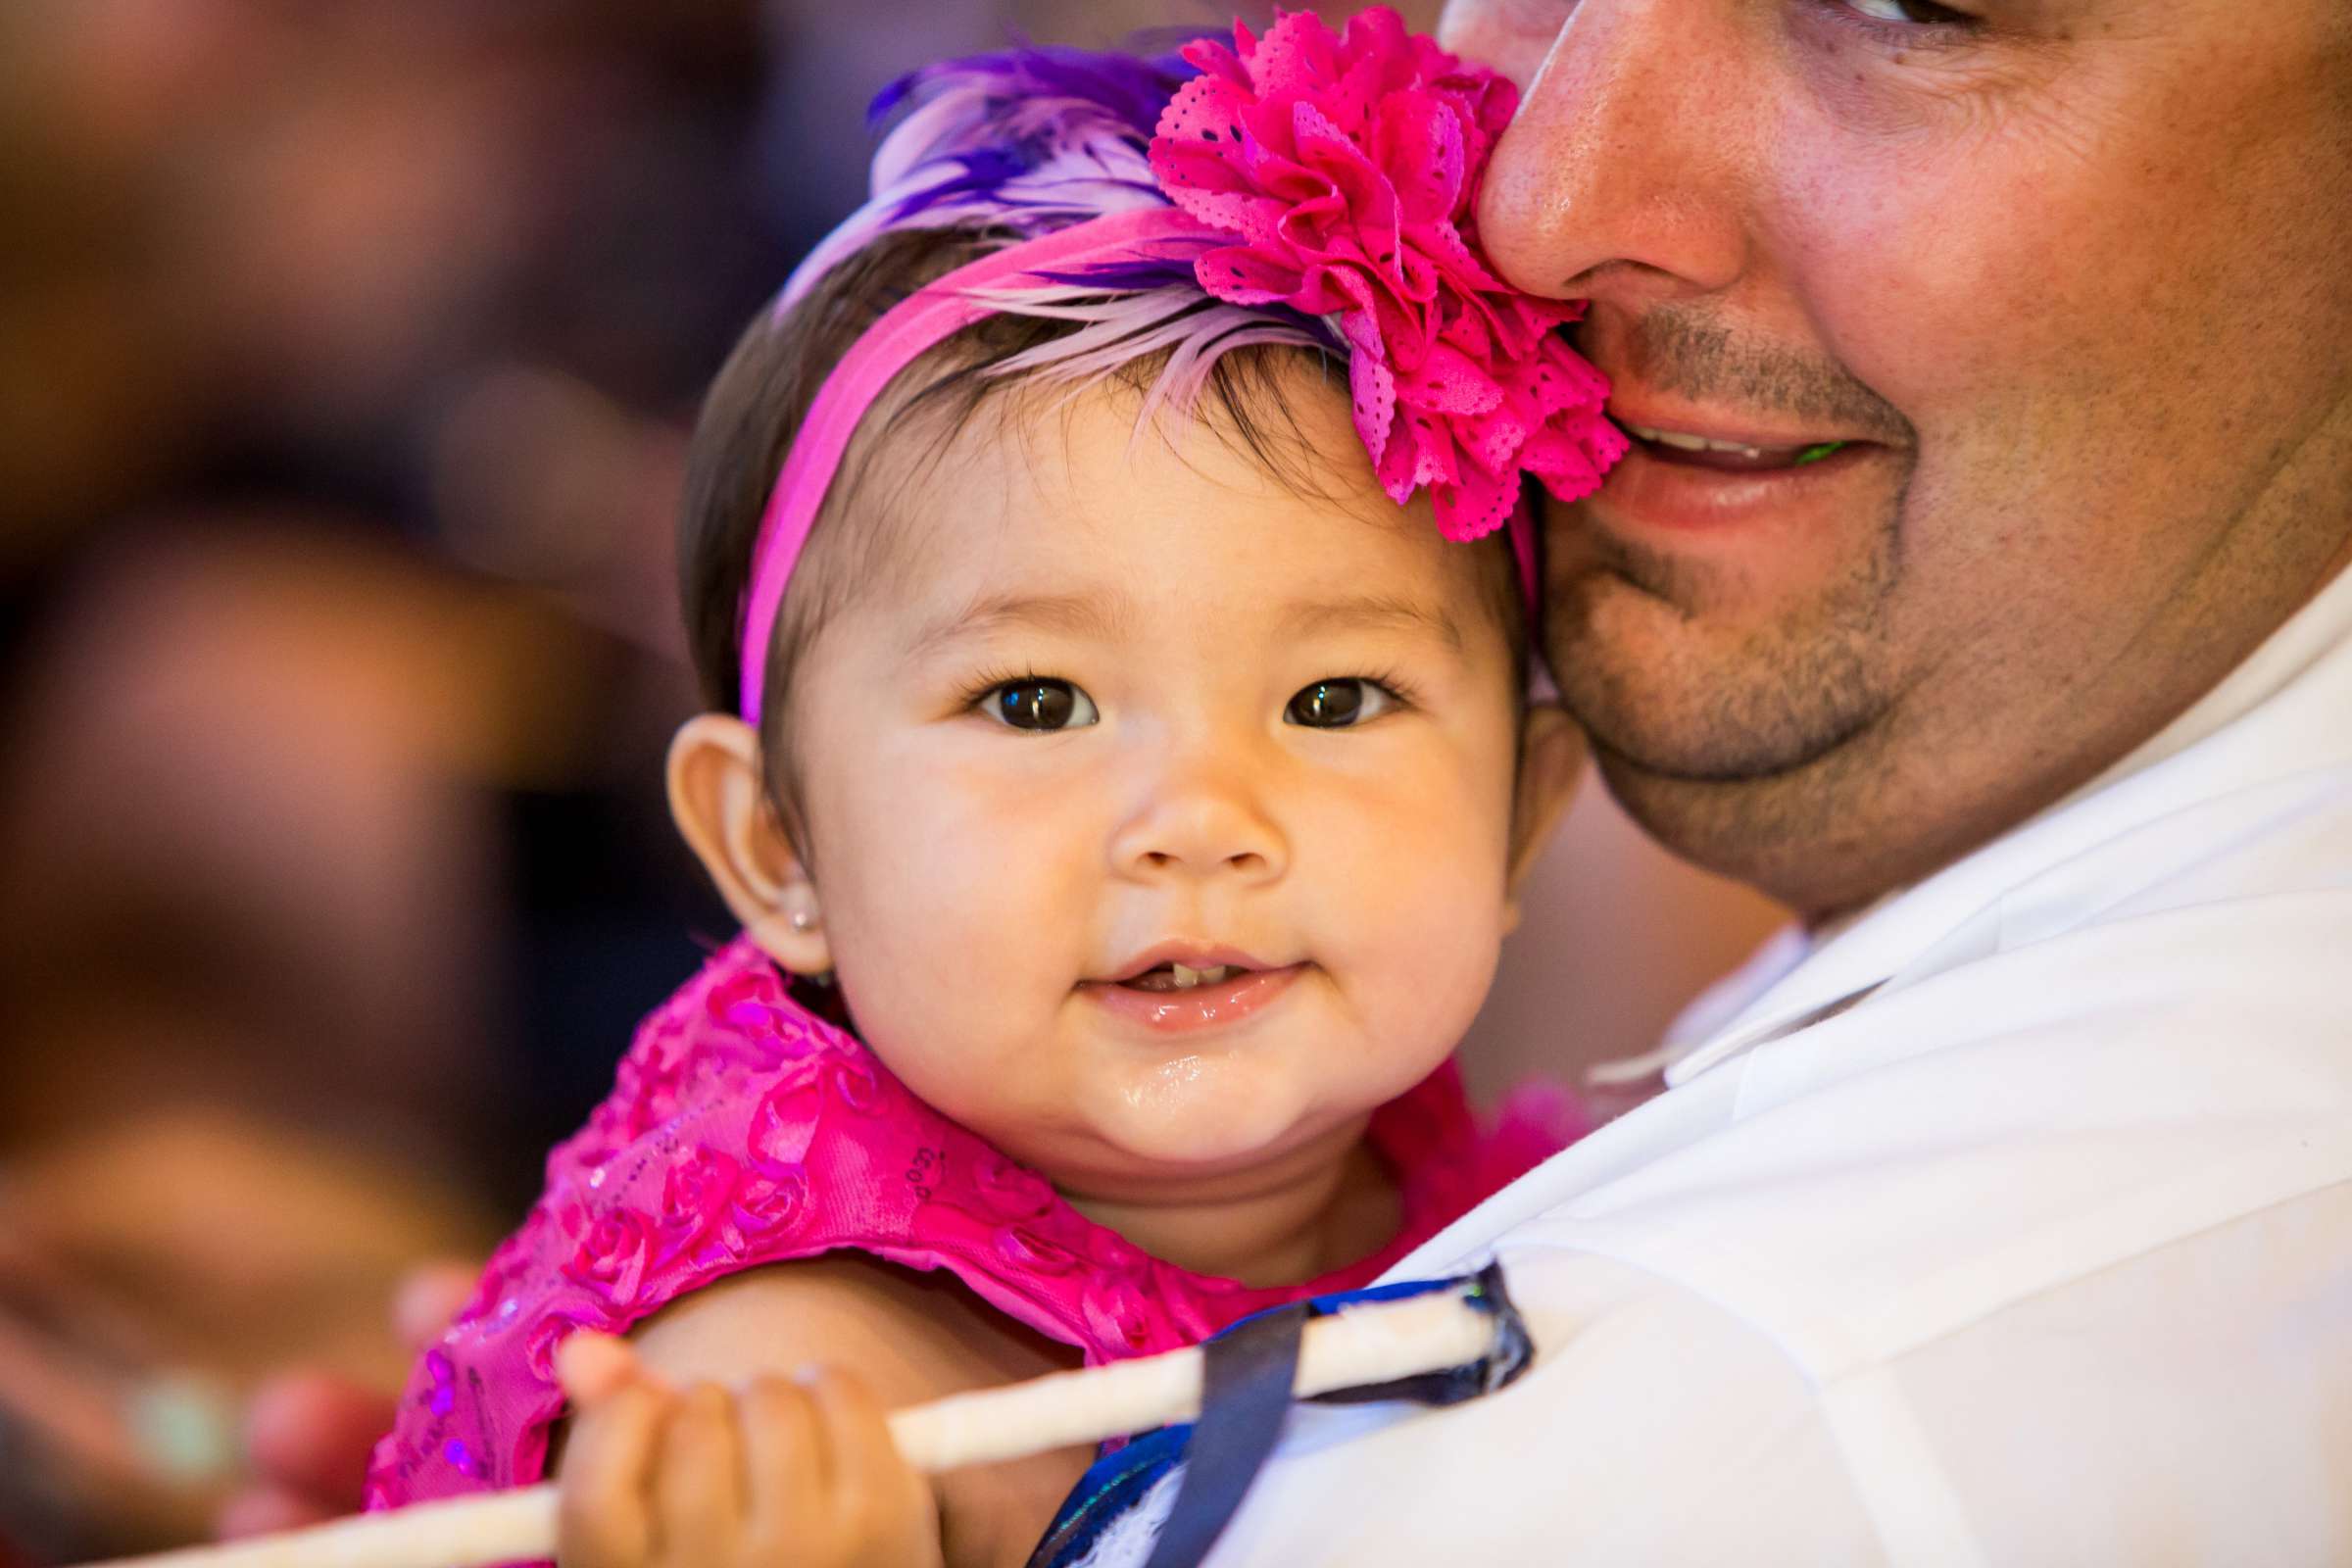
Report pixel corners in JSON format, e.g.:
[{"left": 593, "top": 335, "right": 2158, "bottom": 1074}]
[{"left": 676, "top": 226, "right": 1529, "bottom": 821}]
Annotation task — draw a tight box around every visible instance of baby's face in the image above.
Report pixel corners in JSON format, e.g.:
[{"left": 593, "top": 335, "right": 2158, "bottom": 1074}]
[{"left": 788, "top": 373, "right": 1536, "bottom": 1198}]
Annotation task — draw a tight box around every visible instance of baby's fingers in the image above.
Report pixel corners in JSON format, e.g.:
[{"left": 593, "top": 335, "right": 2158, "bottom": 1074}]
[
  {"left": 557, "top": 1377, "right": 667, "bottom": 1568},
  {"left": 557, "top": 1331, "right": 646, "bottom": 1406},
  {"left": 739, "top": 1375, "right": 827, "bottom": 1556},
  {"left": 798, "top": 1369, "right": 943, "bottom": 1568},
  {"left": 651, "top": 1382, "right": 746, "bottom": 1567}
]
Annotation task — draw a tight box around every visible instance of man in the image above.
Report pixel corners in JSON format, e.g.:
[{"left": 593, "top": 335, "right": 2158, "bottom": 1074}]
[
  {"left": 240, "top": 0, "right": 2352, "bottom": 1557},
  {"left": 1072, "top": 0, "right": 2352, "bottom": 1560}
]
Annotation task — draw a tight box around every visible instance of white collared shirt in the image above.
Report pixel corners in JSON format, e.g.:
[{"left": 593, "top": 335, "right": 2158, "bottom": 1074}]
[{"left": 1086, "top": 564, "right": 2352, "bottom": 1566}]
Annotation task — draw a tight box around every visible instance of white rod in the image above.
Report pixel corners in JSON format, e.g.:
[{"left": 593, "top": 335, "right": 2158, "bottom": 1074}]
[{"left": 79, "top": 1289, "right": 1497, "bottom": 1568}]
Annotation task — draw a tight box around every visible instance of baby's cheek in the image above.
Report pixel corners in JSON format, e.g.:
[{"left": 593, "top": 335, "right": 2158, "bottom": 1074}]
[
  {"left": 1352, "top": 912, "right": 1504, "bottom": 1066},
  {"left": 1300, "top": 909, "right": 1504, "bottom": 1127},
  {"left": 1320, "top": 778, "right": 1514, "bottom": 1048},
  {"left": 826, "top": 776, "right": 1088, "bottom": 1003}
]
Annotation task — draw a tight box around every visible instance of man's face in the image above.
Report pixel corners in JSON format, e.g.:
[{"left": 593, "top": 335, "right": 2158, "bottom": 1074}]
[{"left": 1446, "top": 0, "right": 2352, "bottom": 914}]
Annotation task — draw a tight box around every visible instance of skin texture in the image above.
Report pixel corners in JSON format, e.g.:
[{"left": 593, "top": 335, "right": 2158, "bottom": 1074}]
[
  {"left": 231, "top": 1, "right": 2352, "bottom": 1546},
  {"left": 672, "top": 369, "right": 1576, "bottom": 1280},
  {"left": 556, "top": 1260, "right": 1076, "bottom": 1568},
  {"left": 630, "top": 369, "right": 1581, "bottom": 1565},
  {"left": 1442, "top": 0, "right": 2352, "bottom": 917}
]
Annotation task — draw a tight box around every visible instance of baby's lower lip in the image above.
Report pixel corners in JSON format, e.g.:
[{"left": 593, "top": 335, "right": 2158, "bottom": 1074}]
[{"left": 1079, "top": 963, "right": 1306, "bottom": 1034}]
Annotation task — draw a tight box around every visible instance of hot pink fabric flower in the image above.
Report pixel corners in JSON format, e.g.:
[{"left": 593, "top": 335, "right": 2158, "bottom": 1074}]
[
  {"left": 560, "top": 1205, "right": 654, "bottom": 1307},
  {"left": 1150, "top": 7, "right": 1627, "bottom": 541}
]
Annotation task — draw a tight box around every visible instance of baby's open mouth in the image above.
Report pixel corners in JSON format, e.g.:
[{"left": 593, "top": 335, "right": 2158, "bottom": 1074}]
[
  {"left": 1088, "top": 945, "right": 1283, "bottom": 995},
  {"left": 1120, "top": 962, "right": 1245, "bottom": 993},
  {"left": 1081, "top": 951, "right": 1304, "bottom": 1033}
]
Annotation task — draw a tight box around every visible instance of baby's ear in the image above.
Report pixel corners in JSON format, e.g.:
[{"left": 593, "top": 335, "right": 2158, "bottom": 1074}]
[
  {"left": 1503, "top": 702, "right": 1586, "bottom": 935},
  {"left": 666, "top": 713, "right": 832, "bottom": 974}
]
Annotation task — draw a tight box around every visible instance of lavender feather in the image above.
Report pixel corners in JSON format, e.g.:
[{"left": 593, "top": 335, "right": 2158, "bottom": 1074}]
[
  {"left": 779, "top": 45, "right": 1196, "bottom": 309},
  {"left": 866, "top": 43, "right": 1184, "bottom": 138},
  {"left": 775, "top": 39, "right": 1343, "bottom": 430}
]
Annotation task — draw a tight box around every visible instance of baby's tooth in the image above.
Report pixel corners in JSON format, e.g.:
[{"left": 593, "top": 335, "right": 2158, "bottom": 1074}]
[
  {"left": 1172, "top": 962, "right": 1203, "bottom": 989},
  {"left": 1654, "top": 430, "right": 1711, "bottom": 452}
]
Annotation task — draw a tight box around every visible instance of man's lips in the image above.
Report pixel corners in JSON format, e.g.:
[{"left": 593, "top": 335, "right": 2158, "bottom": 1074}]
[
  {"left": 1618, "top": 420, "right": 1853, "bottom": 469},
  {"left": 1581, "top": 403, "right": 1900, "bottom": 536},
  {"left": 1611, "top": 408, "right": 1858, "bottom": 466}
]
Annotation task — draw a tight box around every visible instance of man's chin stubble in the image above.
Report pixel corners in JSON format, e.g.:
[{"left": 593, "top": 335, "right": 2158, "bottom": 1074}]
[
  {"left": 1544, "top": 519, "right": 1901, "bottom": 775},
  {"left": 1542, "top": 547, "right": 1918, "bottom": 906}
]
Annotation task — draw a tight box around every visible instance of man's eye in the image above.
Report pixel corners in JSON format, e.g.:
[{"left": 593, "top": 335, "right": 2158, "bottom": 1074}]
[
  {"left": 985, "top": 679, "right": 1099, "bottom": 731},
  {"left": 1838, "top": 0, "right": 1977, "bottom": 23},
  {"left": 1284, "top": 678, "right": 1399, "bottom": 729}
]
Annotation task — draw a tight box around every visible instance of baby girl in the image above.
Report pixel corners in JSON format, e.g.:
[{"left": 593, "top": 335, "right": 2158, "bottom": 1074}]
[{"left": 367, "top": 11, "right": 1624, "bottom": 1565}]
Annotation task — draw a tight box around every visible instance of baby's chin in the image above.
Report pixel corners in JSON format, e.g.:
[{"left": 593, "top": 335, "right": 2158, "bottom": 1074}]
[
  {"left": 1093, "top": 1076, "right": 1321, "bottom": 1172},
  {"left": 1049, "top": 1046, "right": 1409, "bottom": 1185}
]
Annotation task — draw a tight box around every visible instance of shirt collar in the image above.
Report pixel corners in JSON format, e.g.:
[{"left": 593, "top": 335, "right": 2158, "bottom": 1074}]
[{"left": 1659, "top": 559, "right": 2352, "bottom": 1089}]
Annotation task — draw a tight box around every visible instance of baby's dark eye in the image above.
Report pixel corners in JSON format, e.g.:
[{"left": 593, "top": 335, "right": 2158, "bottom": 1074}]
[
  {"left": 1285, "top": 679, "right": 1399, "bottom": 729},
  {"left": 985, "top": 679, "right": 1100, "bottom": 731}
]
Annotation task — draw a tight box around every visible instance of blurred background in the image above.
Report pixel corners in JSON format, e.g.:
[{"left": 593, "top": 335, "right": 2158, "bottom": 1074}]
[{"left": 0, "top": 0, "right": 1780, "bottom": 1557}]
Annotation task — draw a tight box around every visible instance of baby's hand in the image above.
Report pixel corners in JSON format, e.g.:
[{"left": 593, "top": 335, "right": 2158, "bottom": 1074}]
[{"left": 554, "top": 1332, "right": 943, "bottom": 1568}]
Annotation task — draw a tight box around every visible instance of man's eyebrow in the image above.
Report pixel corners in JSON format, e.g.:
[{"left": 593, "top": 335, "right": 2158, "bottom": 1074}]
[
  {"left": 1280, "top": 593, "right": 1466, "bottom": 651},
  {"left": 904, "top": 590, "right": 1138, "bottom": 660}
]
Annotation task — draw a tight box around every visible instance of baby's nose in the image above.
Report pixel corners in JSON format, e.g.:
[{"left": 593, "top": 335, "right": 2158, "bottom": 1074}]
[{"left": 1109, "top": 769, "right": 1288, "bottom": 885}]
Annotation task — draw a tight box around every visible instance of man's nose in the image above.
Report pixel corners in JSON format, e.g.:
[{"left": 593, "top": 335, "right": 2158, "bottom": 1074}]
[
  {"left": 1473, "top": 0, "right": 1752, "bottom": 308},
  {"left": 1107, "top": 749, "right": 1289, "bottom": 886}
]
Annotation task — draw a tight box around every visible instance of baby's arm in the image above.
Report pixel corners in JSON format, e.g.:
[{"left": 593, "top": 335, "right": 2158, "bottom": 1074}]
[{"left": 553, "top": 1255, "right": 1092, "bottom": 1568}]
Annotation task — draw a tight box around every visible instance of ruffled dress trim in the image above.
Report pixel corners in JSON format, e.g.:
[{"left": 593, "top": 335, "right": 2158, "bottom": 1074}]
[{"left": 367, "top": 936, "right": 1579, "bottom": 1512}]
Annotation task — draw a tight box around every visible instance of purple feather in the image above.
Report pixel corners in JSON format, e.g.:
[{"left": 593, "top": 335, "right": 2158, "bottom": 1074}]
[
  {"left": 775, "top": 37, "right": 1339, "bottom": 433},
  {"left": 1028, "top": 256, "right": 1206, "bottom": 293},
  {"left": 870, "top": 43, "right": 1195, "bottom": 138},
  {"left": 780, "top": 43, "right": 1199, "bottom": 308}
]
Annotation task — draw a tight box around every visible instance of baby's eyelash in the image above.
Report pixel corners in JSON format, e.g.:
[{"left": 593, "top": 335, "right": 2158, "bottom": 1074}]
[
  {"left": 957, "top": 666, "right": 1056, "bottom": 707},
  {"left": 957, "top": 667, "right": 1425, "bottom": 713},
  {"left": 1341, "top": 669, "right": 1420, "bottom": 709}
]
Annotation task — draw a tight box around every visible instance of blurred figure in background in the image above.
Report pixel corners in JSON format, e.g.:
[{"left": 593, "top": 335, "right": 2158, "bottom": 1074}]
[
  {"left": 0, "top": 3, "right": 772, "bottom": 1553},
  {"left": 0, "top": 0, "right": 1776, "bottom": 1556}
]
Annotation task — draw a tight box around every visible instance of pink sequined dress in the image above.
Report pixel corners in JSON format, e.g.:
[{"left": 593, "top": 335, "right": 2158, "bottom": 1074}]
[{"left": 367, "top": 936, "right": 1583, "bottom": 1512}]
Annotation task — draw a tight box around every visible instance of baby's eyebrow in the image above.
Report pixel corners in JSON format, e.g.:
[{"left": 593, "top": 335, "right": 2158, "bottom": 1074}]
[
  {"left": 905, "top": 589, "right": 1138, "bottom": 660},
  {"left": 1280, "top": 593, "right": 1465, "bottom": 652}
]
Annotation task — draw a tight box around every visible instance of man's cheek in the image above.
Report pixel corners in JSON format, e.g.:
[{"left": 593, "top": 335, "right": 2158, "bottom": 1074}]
[{"left": 1783, "top": 188, "right": 2034, "bottom": 411}]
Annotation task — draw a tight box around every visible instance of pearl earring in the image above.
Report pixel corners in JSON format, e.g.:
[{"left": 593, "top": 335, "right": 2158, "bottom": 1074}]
[{"left": 788, "top": 907, "right": 819, "bottom": 933}]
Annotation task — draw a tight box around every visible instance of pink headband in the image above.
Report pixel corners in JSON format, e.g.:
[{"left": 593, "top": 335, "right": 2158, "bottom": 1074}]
[{"left": 733, "top": 205, "right": 1541, "bottom": 724}]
